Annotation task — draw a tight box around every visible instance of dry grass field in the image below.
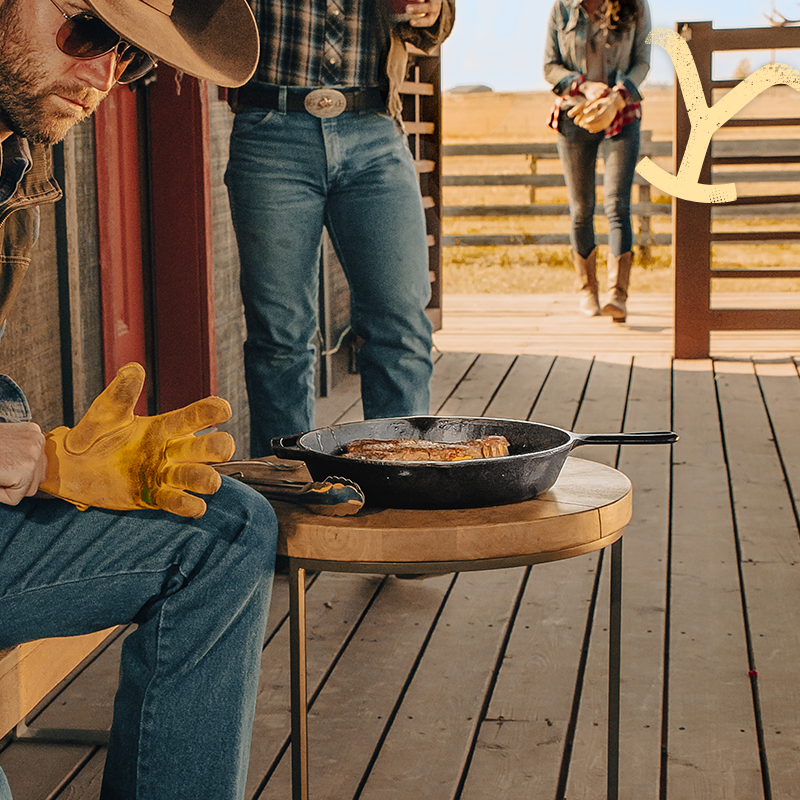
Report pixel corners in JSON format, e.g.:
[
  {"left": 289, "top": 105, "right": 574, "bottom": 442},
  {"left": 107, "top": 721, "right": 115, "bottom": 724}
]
[{"left": 440, "top": 86, "right": 800, "bottom": 294}]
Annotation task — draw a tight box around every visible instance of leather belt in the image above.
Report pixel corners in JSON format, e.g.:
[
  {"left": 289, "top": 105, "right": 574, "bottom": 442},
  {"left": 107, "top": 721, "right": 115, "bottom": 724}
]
[{"left": 235, "top": 85, "right": 385, "bottom": 118}]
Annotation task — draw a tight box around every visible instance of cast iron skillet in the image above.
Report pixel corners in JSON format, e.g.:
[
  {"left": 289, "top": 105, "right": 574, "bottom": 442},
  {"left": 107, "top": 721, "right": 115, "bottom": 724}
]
[{"left": 272, "top": 416, "right": 677, "bottom": 509}]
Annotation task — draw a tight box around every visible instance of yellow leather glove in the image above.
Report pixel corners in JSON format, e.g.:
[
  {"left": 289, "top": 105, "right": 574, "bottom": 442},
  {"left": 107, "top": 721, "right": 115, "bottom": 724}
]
[
  {"left": 569, "top": 88, "right": 626, "bottom": 134},
  {"left": 40, "top": 363, "right": 236, "bottom": 518}
]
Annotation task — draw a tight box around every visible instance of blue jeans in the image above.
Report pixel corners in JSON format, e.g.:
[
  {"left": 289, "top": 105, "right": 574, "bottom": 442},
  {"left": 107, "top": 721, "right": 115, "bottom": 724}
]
[
  {"left": 0, "top": 478, "right": 277, "bottom": 800},
  {"left": 556, "top": 115, "right": 641, "bottom": 259},
  {"left": 225, "top": 105, "right": 434, "bottom": 456}
]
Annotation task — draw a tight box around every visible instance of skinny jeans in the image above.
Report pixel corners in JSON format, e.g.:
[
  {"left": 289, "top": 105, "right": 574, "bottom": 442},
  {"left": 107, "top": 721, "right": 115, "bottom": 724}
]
[
  {"left": 556, "top": 114, "right": 641, "bottom": 259},
  {"left": 225, "top": 106, "right": 434, "bottom": 456},
  {"left": 0, "top": 478, "right": 277, "bottom": 800}
]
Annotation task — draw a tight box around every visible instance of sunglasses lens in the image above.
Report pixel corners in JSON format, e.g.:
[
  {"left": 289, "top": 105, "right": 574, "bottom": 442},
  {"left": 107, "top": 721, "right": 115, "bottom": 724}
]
[
  {"left": 116, "top": 48, "right": 157, "bottom": 84},
  {"left": 55, "top": 12, "right": 157, "bottom": 85},
  {"left": 57, "top": 13, "right": 119, "bottom": 59}
]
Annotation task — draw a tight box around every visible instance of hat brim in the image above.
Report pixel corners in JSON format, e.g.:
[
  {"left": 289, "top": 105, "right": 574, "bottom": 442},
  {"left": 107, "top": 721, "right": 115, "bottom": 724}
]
[{"left": 86, "top": 0, "right": 259, "bottom": 87}]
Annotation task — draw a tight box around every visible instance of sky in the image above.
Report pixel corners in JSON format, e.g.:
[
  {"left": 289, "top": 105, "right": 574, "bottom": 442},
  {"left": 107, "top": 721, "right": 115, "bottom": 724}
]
[{"left": 442, "top": 1, "right": 800, "bottom": 92}]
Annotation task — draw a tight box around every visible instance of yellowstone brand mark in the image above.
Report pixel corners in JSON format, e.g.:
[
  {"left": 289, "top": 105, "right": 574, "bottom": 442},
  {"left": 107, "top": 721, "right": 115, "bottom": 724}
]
[{"left": 636, "top": 27, "right": 800, "bottom": 203}]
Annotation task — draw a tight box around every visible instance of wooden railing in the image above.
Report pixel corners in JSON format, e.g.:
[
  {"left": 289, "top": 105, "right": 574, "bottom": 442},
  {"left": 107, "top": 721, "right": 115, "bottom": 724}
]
[
  {"left": 442, "top": 135, "right": 800, "bottom": 257},
  {"left": 673, "top": 21, "right": 800, "bottom": 358},
  {"left": 442, "top": 132, "right": 668, "bottom": 257}
]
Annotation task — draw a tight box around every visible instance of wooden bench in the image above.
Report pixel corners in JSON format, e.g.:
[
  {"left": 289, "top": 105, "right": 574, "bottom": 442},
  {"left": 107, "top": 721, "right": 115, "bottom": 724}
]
[{"left": 0, "top": 630, "right": 116, "bottom": 741}]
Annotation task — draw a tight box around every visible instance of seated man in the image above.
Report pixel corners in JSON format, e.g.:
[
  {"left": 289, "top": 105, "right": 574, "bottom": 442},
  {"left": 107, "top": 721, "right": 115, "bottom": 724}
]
[{"left": 0, "top": 1, "right": 277, "bottom": 798}]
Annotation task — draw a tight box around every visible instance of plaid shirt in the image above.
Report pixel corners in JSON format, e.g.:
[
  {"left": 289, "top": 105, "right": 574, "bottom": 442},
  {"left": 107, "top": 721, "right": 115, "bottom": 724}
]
[{"left": 249, "top": 0, "right": 386, "bottom": 88}]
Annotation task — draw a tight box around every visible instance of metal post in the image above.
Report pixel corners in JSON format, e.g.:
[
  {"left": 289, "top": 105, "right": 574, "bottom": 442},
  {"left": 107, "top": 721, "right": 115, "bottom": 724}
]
[
  {"left": 289, "top": 562, "right": 309, "bottom": 800},
  {"left": 608, "top": 537, "right": 623, "bottom": 800}
]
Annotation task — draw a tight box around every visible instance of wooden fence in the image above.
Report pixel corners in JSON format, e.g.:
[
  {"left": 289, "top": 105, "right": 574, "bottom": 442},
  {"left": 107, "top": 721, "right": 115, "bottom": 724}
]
[
  {"left": 441, "top": 133, "right": 800, "bottom": 255},
  {"left": 672, "top": 22, "right": 800, "bottom": 358}
]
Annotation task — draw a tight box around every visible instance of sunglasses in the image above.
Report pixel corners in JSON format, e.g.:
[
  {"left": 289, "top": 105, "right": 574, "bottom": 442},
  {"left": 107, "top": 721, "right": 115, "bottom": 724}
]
[{"left": 48, "top": 0, "right": 157, "bottom": 84}]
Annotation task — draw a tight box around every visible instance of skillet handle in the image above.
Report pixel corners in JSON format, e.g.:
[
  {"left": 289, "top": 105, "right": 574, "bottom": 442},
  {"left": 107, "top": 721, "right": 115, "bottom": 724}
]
[
  {"left": 572, "top": 431, "right": 678, "bottom": 447},
  {"left": 271, "top": 434, "right": 305, "bottom": 458}
]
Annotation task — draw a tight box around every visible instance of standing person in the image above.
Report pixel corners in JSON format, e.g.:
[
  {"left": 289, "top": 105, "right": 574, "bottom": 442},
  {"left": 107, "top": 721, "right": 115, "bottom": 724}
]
[
  {"left": 544, "top": 0, "right": 651, "bottom": 321},
  {"left": 225, "top": 0, "right": 455, "bottom": 457},
  {"left": 0, "top": 1, "right": 279, "bottom": 798}
]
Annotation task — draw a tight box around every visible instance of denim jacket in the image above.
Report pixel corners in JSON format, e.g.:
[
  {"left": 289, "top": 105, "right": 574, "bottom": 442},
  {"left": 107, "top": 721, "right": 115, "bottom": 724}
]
[
  {"left": 0, "top": 140, "right": 62, "bottom": 329},
  {"left": 543, "top": 0, "right": 651, "bottom": 103},
  {"left": 0, "top": 138, "right": 63, "bottom": 420}
]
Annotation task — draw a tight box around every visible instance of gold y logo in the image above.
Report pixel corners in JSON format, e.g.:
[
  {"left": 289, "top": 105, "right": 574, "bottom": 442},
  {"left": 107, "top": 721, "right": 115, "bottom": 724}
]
[{"left": 635, "top": 27, "right": 800, "bottom": 203}]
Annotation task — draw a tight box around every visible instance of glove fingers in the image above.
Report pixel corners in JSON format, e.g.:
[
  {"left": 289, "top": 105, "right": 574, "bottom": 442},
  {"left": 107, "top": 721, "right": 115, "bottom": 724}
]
[
  {"left": 161, "top": 463, "right": 223, "bottom": 495},
  {"left": 66, "top": 363, "right": 145, "bottom": 453},
  {"left": 153, "top": 485, "right": 209, "bottom": 518},
  {"left": 165, "top": 432, "right": 236, "bottom": 464},
  {"left": 161, "top": 397, "right": 233, "bottom": 437}
]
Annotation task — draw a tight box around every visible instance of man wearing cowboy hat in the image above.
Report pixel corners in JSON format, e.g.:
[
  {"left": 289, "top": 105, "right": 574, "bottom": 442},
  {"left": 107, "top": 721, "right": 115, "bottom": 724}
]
[{"left": 0, "top": 2, "right": 279, "bottom": 798}]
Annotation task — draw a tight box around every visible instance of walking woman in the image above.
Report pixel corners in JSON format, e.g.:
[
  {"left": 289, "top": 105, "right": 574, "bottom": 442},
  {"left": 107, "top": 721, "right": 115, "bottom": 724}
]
[{"left": 544, "top": 0, "right": 651, "bottom": 321}]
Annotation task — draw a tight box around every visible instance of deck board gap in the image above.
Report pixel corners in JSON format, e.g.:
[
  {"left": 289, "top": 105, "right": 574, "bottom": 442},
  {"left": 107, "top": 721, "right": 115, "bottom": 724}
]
[
  {"left": 556, "top": 548, "right": 607, "bottom": 800},
  {"left": 451, "top": 564, "right": 534, "bottom": 800},
  {"left": 307, "top": 576, "right": 389, "bottom": 713},
  {"left": 350, "top": 573, "right": 460, "bottom": 800},
  {"left": 713, "top": 361, "right": 776, "bottom": 800}
]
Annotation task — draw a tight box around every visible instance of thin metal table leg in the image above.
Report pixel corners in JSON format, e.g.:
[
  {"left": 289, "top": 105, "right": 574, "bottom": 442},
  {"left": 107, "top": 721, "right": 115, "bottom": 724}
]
[
  {"left": 289, "top": 562, "right": 309, "bottom": 800},
  {"left": 608, "top": 537, "right": 623, "bottom": 800}
]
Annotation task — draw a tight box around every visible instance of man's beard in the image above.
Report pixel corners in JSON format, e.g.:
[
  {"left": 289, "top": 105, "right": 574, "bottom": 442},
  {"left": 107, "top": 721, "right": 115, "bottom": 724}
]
[{"left": 0, "top": 2, "right": 105, "bottom": 144}]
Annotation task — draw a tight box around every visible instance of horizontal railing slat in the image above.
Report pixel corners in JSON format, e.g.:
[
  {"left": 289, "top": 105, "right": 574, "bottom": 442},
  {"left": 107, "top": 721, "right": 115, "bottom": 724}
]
[
  {"left": 712, "top": 268, "right": 800, "bottom": 278},
  {"left": 444, "top": 172, "right": 800, "bottom": 188},
  {"left": 443, "top": 139, "right": 800, "bottom": 159},
  {"left": 441, "top": 138, "right": 800, "bottom": 247},
  {"left": 441, "top": 233, "right": 671, "bottom": 247},
  {"left": 443, "top": 203, "right": 670, "bottom": 217}
]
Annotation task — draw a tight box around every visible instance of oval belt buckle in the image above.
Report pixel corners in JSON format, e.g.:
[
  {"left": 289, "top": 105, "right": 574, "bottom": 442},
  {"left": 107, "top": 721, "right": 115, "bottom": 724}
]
[{"left": 304, "top": 88, "right": 347, "bottom": 118}]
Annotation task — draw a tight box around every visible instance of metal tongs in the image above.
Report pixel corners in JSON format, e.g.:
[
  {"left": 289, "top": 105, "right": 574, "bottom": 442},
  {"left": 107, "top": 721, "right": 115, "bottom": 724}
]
[{"left": 215, "top": 459, "right": 365, "bottom": 516}]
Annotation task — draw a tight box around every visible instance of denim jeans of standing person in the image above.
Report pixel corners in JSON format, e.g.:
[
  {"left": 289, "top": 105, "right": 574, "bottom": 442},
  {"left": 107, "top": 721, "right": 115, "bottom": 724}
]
[
  {"left": 225, "top": 105, "right": 434, "bottom": 456},
  {"left": 556, "top": 113, "right": 641, "bottom": 259},
  {"left": 0, "top": 478, "right": 277, "bottom": 800}
]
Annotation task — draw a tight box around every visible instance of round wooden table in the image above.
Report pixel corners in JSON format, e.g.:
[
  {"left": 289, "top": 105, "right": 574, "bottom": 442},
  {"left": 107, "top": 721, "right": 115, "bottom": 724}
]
[{"left": 269, "top": 456, "right": 632, "bottom": 800}]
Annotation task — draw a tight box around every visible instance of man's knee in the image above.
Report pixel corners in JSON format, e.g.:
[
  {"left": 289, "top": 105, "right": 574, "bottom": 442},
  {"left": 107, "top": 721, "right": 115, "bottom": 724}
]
[{"left": 205, "top": 476, "right": 279, "bottom": 559}]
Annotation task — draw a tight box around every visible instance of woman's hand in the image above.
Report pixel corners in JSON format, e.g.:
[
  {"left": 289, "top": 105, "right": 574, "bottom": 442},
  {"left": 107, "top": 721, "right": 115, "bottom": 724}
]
[
  {"left": 579, "top": 80, "right": 610, "bottom": 103},
  {"left": 571, "top": 88, "right": 626, "bottom": 134}
]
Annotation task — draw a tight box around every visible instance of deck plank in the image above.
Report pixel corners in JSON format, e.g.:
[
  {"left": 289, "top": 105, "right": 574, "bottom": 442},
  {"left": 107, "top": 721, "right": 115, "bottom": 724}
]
[
  {"left": 5, "top": 307, "right": 800, "bottom": 800},
  {"left": 258, "top": 574, "right": 455, "bottom": 800},
  {"left": 485, "top": 354, "right": 555, "bottom": 420},
  {"left": 755, "top": 361, "right": 800, "bottom": 514},
  {"left": 461, "top": 353, "right": 599, "bottom": 799},
  {"left": 615, "top": 354, "right": 672, "bottom": 800},
  {"left": 436, "top": 352, "right": 516, "bottom": 417},
  {"left": 245, "top": 572, "right": 385, "bottom": 799},
  {"left": 668, "top": 361, "right": 763, "bottom": 799},
  {"left": 429, "top": 351, "right": 478, "bottom": 414},
  {"left": 561, "top": 355, "right": 633, "bottom": 799},
  {"left": 716, "top": 361, "right": 800, "bottom": 800},
  {"left": 315, "top": 371, "right": 362, "bottom": 427},
  {"left": 459, "top": 554, "right": 601, "bottom": 800},
  {"left": 358, "top": 568, "right": 527, "bottom": 800},
  {"left": 434, "top": 294, "right": 800, "bottom": 359}
]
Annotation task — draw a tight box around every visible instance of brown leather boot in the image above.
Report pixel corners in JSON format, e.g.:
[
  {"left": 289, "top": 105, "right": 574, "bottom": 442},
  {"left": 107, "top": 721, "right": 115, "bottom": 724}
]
[
  {"left": 572, "top": 248, "right": 600, "bottom": 317},
  {"left": 602, "top": 251, "right": 632, "bottom": 323}
]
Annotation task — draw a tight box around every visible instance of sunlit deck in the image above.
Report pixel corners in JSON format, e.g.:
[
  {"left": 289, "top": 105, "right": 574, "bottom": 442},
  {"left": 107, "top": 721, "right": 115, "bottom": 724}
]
[{"left": 2, "top": 293, "right": 800, "bottom": 800}]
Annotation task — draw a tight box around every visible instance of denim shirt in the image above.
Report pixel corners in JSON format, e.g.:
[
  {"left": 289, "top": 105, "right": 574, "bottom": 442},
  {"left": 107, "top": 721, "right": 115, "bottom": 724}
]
[
  {"left": 543, "top": 0, "right": 651, "bottom": 103},
  {"left": 0, "top": 136, "right": 62, "bottom": 423},
  {"left": 0, "top": 373, "right": 31, "bottom": 423}
]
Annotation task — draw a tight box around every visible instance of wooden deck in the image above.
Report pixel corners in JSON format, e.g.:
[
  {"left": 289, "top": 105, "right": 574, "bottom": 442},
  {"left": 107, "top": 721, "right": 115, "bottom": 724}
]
[{"left": 2, "top": 294, "right": 800, "bottom": 799}]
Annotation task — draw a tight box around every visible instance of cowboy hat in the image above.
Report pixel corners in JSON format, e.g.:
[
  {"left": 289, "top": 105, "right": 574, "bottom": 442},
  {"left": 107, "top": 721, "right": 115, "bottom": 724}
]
[{"left": 85, "top": 0, "right": 259, "bottom": 87}]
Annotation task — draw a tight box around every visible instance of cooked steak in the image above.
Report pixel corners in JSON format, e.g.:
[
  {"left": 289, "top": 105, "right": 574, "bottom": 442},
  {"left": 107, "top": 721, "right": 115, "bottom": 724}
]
[{"left": 342, "top": 435, "right": 510, "bottom": 462}]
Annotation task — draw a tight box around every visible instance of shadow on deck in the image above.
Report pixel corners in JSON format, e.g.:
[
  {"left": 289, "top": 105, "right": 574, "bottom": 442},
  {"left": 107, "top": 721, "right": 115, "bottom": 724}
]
[{"left": 2, "top": 296, "right": 800, "bottom": 799}]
